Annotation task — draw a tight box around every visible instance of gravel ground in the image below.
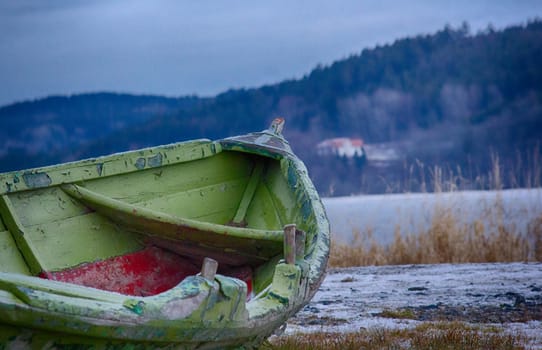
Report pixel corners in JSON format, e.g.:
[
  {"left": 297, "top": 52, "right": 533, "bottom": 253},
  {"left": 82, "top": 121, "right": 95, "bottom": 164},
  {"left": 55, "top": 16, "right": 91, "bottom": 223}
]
[{"left": 284, "top": 262, "right": 542, "bottom": 348}]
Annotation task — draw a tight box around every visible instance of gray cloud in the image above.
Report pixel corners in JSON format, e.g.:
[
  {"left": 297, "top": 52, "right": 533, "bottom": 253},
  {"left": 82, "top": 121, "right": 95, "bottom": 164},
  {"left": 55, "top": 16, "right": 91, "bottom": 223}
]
[{"left": 1, "top": 0, "right": 541, "bottom": 106}]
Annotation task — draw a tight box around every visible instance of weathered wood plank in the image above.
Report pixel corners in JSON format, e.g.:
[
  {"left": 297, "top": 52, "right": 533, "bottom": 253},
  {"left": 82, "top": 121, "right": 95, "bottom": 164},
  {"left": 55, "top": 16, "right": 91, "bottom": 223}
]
[
  {"left": 83, "top": 152, "right": 253, "bottom": 204},
  {"left": 0, "top": 230, "right": 30, "bottom": 274},
  {"left": 0, "top": 195, "right": 43, "bottom": 274},
  {"left": 8, "top": 187, "right": 89, "bottom": 227},
  {"left": 26, "top": 213, "right": 142, "bottom": 271},
  {"left": 260, "top": 161, "right": 300, "bottom": 226},
  {"left": 244, "top": 182, "right": 283, "bottom": 230},
  {"left": 232, "top": 162, "right": 264, "bottom": 225},
  {"left": 134, "top": 178, "right": 247, "bottom": 224}
]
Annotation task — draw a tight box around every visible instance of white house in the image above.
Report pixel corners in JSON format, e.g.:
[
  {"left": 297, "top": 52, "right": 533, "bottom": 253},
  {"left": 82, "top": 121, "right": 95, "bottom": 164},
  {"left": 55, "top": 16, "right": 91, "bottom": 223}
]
[{"left": 316, "top": 138, "right": 364, "bottom": 158}]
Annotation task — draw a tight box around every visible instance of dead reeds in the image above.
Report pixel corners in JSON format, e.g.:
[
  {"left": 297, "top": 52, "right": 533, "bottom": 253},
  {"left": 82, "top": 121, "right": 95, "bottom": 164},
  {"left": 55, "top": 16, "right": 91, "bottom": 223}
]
[
  {"left": 330, "top": 149, "right": 542, "bottom": 267},
  {"left": 266, "top": 322, "right": 527, "bottom": 350},
  {"left": 329, "top": 208, "right": 542, "bottom": 268},
  {"left": 386, "top": 146, "right": 541, "bottom": 194}
]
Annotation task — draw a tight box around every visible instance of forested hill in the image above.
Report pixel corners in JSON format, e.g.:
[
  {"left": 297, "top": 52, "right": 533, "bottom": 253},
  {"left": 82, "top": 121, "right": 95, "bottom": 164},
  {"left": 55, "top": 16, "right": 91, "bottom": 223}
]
[
  {"left": 1, "top": 21, "right": 542, "bottom": 194},
  {"left": 0, "top": 93, "right": 203, "bottom": 171}
]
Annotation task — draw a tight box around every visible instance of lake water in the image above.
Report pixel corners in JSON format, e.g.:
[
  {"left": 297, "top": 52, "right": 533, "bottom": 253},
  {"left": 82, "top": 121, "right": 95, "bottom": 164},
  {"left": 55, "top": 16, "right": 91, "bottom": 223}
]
[{"left": 323, "top": 188, "right": 542, "bottom": 245}]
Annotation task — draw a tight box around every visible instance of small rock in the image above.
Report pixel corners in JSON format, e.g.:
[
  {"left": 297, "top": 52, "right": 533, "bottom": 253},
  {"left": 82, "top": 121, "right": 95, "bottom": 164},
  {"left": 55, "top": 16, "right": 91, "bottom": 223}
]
[
  {"left": 304, "top": 306, "right": 320, "bottom": 313},
  {"left": 505, "top": 292, "right": 526, "bottom": 306},
  {"left": 408, "top": 286, "right": 428, "bottom": 292}
]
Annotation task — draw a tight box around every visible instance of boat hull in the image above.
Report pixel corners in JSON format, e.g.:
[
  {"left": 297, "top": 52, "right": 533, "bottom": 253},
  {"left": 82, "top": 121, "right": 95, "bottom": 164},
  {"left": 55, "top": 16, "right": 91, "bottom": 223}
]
[{"left": 0, "top": 122, "right": 330, "bottom": 348}]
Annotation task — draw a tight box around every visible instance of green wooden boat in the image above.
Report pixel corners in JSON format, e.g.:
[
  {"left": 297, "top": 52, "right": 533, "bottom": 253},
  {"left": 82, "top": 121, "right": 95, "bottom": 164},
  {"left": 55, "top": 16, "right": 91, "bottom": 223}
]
[{"left": 0, "top": 119, "right": 329, "bottom": 349}]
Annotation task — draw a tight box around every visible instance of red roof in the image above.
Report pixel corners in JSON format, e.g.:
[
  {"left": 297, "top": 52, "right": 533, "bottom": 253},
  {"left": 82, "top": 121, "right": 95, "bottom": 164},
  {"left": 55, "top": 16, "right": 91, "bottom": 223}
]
[{"left": 317, "top": 138, "right": 364, "bottom": 149}]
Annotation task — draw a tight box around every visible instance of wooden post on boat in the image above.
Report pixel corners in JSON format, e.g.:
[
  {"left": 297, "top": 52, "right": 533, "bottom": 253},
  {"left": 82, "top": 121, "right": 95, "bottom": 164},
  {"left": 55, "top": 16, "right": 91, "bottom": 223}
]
[
  {"left": 283, "top": 224, "right": 296, "bottom": 264},
  {"left": 201, "top": 257, "right": 218, "bottom": 280}
]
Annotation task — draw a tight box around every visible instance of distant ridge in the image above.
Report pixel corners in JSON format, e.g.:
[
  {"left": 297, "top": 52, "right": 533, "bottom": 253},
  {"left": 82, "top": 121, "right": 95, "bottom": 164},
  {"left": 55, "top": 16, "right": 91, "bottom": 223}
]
[
  {"left": 0, "top": 93, "right": 202, "bottom": 171},
  {"left": 2, "top": 20, "right": 542, "bottom": 194}
]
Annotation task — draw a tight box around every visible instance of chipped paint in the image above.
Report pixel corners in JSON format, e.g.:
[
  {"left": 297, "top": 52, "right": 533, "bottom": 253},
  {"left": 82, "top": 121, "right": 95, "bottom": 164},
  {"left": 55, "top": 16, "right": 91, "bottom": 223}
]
[
  {"left": 96, "top": 163, "right": 103, "bottom": 176},
  {"left": 22, "top": 172, "right": 52, "bottom": 188},
  {"left": 134, "top": 157, "right": 146, "bottom": 170},
  {"left": 161, "top": 291, "right": 208, "bottom": 320},
  {"left": 147, "top": 153, "right": 163, "bottom": 168},
  {"left": 123, "top": 299, "right": 145, "bottom": 315}
]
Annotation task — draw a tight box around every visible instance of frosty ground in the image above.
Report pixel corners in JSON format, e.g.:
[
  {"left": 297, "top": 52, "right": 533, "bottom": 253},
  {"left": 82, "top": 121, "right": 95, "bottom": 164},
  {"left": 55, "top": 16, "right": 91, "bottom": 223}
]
[
  {"left": 283, "top": 262, "right": 542, "bottom": 348},
  {"left": 277, "top": 189, "right": 542, "bottom": 347}
]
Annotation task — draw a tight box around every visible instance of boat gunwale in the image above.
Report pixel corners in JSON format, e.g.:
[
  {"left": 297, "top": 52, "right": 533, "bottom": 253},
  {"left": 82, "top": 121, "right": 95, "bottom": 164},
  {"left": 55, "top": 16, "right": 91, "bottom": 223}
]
[{"left": 0, "top": 139, "right": 217, "bottom": 195}]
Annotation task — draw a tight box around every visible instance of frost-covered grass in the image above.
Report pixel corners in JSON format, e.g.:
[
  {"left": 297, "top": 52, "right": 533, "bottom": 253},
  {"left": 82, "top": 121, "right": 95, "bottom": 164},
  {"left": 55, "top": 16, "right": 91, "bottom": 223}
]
[
  {"left": 266, "top": 322, "right": 527, "bottom": 350},
  {"left": 269, "top": 264, "right": 542, "bottom": 350}
]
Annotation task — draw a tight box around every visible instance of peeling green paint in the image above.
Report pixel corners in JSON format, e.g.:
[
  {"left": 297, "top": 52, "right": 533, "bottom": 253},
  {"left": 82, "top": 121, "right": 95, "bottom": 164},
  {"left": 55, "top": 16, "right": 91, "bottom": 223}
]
[
  {"left": 22, "top": 172, "right": 52, "bottom": 188},
  {"left": 123, "top": 299, "right": 145, "bottom": 315},
  {"left": 96, "top": 163, "right": 104, "bottom": 176},
  {"left": 134, "top": 157, "right": 146, "bottom": 170},
  {"left": 286, "top": 164, "right": 298, "bottom": 188},
  {"left": 267, "top": 291, "right": 289, "bottom": 305},
  {"left": 301, "top": 200, "right": 312, "bottom": 221},
  {"left": 147, "top": 153, "right": 163, "bottom": 168}
]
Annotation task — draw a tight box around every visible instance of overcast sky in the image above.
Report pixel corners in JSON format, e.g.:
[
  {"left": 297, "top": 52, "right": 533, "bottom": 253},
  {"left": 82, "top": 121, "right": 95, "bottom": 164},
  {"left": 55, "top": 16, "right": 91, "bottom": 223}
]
[{"left": 1, "top": 0, "right": 541, "bottom": 106}]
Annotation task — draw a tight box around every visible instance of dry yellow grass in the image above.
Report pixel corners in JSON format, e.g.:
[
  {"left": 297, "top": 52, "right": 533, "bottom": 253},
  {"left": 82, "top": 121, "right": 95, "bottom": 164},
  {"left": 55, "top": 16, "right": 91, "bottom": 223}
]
[
  {"left": 266, "top": 322, "right": 527, "bottom": 350},
  {"left": 328, "top": 150, "right": 542, "bottom": 267},
  {"left": 329, "top": 206, "right": 542, "bottom": 268}
]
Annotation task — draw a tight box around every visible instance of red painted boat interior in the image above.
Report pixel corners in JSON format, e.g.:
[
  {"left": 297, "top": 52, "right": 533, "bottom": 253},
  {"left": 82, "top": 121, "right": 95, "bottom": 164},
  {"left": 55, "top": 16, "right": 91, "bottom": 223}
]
[{"left": 39, "top": 246, "right": 252, "bottom": 297}]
